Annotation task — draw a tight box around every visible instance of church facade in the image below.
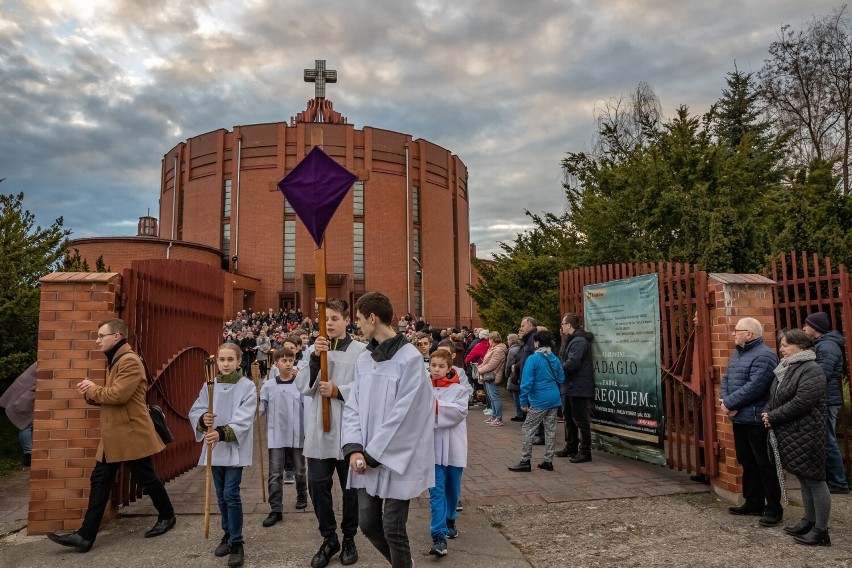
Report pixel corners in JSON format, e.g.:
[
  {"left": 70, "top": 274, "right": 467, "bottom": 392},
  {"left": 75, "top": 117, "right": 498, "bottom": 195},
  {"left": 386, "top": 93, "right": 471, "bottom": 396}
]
[{"left": 156, "top": 64, "right": 476, "bottom": 327}]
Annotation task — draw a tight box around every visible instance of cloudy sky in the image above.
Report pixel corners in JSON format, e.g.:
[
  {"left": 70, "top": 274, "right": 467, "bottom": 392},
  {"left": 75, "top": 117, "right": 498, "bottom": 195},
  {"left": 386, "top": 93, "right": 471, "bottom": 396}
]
[{"left": 0, "top": 0, "right": 842, "bottom": 258}]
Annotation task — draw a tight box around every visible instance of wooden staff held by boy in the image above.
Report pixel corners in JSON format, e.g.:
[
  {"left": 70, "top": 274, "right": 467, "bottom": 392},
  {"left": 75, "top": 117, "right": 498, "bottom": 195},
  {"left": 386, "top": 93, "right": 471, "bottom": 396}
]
[
  {"left": 203, "top": 355, "right": 216, "bottom": 539},
  {"left": 251, "top": 361, "right": 267, "bottom": 501}
]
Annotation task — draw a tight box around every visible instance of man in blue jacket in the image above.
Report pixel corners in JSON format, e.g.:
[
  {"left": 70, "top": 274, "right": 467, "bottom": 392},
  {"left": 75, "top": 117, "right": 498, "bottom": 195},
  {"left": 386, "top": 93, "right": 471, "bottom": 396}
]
[
  {"left": 720, "top": 317, "right": 782, "bottom": 526},
  {"left": 803, "top": 311, "right": 850, "bottom": 494}
]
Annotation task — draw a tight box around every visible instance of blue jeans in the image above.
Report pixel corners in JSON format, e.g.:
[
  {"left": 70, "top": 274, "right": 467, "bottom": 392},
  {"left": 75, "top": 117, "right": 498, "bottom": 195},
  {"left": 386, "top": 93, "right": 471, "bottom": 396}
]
[
  {"left": 483, "top": 382, "right": 502, "bottom": 420},
  {"left": 19, "top": 423, "right": 32, "bottom": 454},
  {"left": 212, "top": 466, "right": 244, "bottom": 544},
  {"left": 511, "top": 391, "right": 524, "bottom": 418},
  {"left": 429, "top": 465, "right": 463, "bottom": 539},
  {"left": 826, "top": 406, "right": 849, "bottom": 490}
]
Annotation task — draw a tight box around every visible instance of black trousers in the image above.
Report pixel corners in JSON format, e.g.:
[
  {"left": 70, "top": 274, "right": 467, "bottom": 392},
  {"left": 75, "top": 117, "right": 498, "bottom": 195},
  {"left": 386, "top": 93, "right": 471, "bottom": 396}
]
[
  {"left": 563, "top": 395, "right": 592, "bottom": 454},
  {"left": 79, "top": 456, "right": 174, "bottom": 541},
  {"left": 732, "top": 422, "right": 782, "bottom": 514},
  {"left": 307, "top": 457, "right": 358, "bottom": 539}
]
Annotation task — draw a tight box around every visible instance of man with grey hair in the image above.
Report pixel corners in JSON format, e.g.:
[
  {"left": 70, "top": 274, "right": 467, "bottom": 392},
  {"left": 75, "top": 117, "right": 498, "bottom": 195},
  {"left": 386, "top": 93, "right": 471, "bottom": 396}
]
[{"left": 720, "top": 317, "right": 782, "bottom": 526}]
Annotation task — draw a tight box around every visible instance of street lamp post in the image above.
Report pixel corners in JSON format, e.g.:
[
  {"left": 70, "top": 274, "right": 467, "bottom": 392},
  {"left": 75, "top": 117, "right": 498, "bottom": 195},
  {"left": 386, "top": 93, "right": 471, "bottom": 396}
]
[{"left": 412, "top": 257, "right": 424, "bottom": 320}]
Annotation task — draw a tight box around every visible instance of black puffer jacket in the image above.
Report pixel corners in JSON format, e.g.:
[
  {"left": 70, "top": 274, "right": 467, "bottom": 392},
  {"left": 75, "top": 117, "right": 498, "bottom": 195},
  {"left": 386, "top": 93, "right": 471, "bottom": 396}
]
[
  {"left": 814, "top": 331, "right": 845, "bottom": 407},
  {"left": 558, "top": 330, "right": 594, "bottom": 398},
  {"left": 764, "top": 359, "right": 826, "bottom": 480}
]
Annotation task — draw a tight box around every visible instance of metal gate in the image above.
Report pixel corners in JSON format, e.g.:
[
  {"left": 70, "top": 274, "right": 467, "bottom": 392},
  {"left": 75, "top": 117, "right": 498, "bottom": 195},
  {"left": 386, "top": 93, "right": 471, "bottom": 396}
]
[
  {"left": 560, "top": 262, "right": 716, "bottom": 478},
  {"left": 114, "top": 259, "right": 224, "bottom": 506}
]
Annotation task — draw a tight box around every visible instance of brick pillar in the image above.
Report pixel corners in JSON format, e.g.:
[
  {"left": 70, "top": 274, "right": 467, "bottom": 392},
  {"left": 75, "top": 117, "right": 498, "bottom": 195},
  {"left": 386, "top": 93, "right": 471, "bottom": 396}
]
[
  {"left": 707, "top": 273, "right": 776, "bottom": 504},
  {"left": 28, "top": 272, "right": 121, "bottom": 535}
]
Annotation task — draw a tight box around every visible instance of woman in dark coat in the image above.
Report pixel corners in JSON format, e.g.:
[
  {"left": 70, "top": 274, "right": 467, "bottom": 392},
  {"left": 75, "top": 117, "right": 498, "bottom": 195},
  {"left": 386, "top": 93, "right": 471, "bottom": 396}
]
[{"left": 761, "top": 329, "right": 831, "bottom": 546}]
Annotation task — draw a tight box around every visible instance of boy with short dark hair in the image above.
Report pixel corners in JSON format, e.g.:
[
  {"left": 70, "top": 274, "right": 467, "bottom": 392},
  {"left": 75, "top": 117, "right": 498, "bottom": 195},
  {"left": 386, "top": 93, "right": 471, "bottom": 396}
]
[{"left": 259, "top": 348, "right": 308, "bottom": 528}]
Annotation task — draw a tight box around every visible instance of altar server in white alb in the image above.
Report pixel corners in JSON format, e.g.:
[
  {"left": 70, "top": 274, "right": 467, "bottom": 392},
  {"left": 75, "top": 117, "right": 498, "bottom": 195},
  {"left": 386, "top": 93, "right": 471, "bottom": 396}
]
[
  {"left": 296, "top": 298, "right": 366, "bottom": 568},
  {"left": 188, "top": 343, "right": 256, "bottom": 568},
  {"left": 259, "top": 347, "right": 308, "bottom": 528},
  {"left": 342, "top": 291, "right": 435, "bottom": 568}
]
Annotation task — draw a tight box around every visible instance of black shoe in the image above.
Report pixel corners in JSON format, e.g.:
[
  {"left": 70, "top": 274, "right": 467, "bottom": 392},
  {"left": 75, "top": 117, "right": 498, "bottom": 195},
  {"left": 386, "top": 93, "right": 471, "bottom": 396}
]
[
  {"left": 759, "top": 510, "right": 783, "bottom": 527},
  {"left": 728, "top": 504, "right": 763, "bottom": 516},
  {"left": 828, "top": 485, "right": 850, "bottom": 495},
  {"left": 47, "top": 532, "right": 93, "bottom": 553},
  {"left": 340, "top": 536, "right": 358, "bottom": 566},
  {"left": 144, "top": 516, "right": 176, "bottom": 538},
  {"left": 555, "top": 445, "right": 577, "bottom": 458},
  {"left": 689, "top": 474, "right": 710, "bottom": 484},
  {"left": 537, "top": 461, "right": 553, "bottom": 471},
  {"left": 569, "top": 453, "right": 591, "bottom": 464},
  {"left": 794, "top": 527, "right": 831, "bottom": 546},
  {"left": 214, "top": 534, "right": 231, "bottom": 557},
  {"left": 311, "top": 535, "right": 341, "bottom": 568},
  {"left": 227, "top": 543, "right": 245, "bottom": 567},
  {"left": 532, "top": 437, "right": 544, "bottom": 446},
  {"left": 296, "top": 493, "right": 308, "bottom": 510},
  {"left": 508, "top": 461, "right": 531, "bottom": 472},
  {"left": 510, "top": 416, "right": 525, "bottom": 422},
  {"left": 262, "top": 512, "right": 283, "bottom": 527},
  {"left": 429, "top": 537, "right": 448, "bottom": 556},
  {"left": 446, "top": 519, "right": 458, "bottom": 539},
  {"left": 22, "top": 453, "right": 31, "bottom": 468},
  {"left": 784, "top": 518, "right": 815, "bottom": 536}
]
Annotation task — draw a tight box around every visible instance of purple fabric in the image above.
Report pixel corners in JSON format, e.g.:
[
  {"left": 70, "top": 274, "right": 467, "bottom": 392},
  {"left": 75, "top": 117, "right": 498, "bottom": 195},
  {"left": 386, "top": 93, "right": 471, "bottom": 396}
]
[{"left": 277, "top": 146, "right": 357, "bottom": 246}]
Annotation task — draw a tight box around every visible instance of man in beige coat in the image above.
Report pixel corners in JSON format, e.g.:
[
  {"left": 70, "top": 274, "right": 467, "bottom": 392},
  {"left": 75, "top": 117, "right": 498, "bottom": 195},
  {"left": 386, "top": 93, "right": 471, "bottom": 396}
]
[{"left": 47, "top": 318, "right": 175, "bottom": 552}]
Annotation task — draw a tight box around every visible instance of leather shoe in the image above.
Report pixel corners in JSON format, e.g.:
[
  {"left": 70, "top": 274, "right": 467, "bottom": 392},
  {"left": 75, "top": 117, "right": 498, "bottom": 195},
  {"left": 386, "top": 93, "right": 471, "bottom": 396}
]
[
  {"left": 214, "top": 534, "right": 231, "bottom": 557},
  {"left": 47, "top": 532, "right": 93, "bottom": 553},
  {"left": 311, "top": 535, "right": 341, "bottom": 568},
  {"left": 759, "top": 511, "right": 783, "bottom": 527},
  {"left": 537, "top": 461, "right": 553, "bottom": 471},
  {"left": 793, "top": 527, "right": 831, "bottom": 546},
  {"left": 340, "top": 536, "right": 358, "bottom": 565},
  {"left": 508, "top": 461, "right": 531, "bottom": 472},
  {"left": 228, "top": 542, "right": 245, "bottom": 567},
  {"left": 728, "top": 504, "right": 763, "bottom": 516},
  {"left": 555, "top": 445, "right": 577, "bottom": 458},
  {"left": 296, "top": 494, "right": 308, "bottom": 510},
  {"left": 784, "top": 518, "right": 814, "bottom": 536},
  {"left": 263, "top": 512, "right": 283, "bottom": 527},
  {"left": 144, "top": 516, "right": 176, "bottom": 538},
  {"left": 569, "top": 453, "right": 591, "bottom": 464}
]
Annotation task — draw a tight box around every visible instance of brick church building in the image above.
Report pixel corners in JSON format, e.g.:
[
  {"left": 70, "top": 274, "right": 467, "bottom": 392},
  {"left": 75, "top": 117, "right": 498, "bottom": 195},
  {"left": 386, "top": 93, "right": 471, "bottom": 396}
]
[{"left": 72, "top": 61, "right": 480, "bottom": 327}]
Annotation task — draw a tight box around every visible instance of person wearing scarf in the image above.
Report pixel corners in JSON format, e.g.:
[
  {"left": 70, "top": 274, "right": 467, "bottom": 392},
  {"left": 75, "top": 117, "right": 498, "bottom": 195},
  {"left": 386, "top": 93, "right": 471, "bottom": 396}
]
[{"left": 762, "top": 329, "right": 830, "bottom": 546}]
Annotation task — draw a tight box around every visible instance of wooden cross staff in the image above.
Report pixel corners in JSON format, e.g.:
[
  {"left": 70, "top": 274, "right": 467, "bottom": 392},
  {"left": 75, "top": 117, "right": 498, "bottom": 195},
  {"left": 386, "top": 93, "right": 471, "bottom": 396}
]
[
  {"left": 203, "top": 356, "right": 216, "bottom": 539},
  {"left": 312, "top": 129, "right": 332, "bottom": 433}
]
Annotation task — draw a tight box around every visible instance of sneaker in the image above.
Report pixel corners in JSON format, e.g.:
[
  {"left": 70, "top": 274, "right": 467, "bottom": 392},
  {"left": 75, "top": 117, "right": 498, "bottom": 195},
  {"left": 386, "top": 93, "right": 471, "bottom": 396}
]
[
  {"left": 508, "top": 460, "right": 531, "bottom": 472},
  {"left": 446, "top": 519, "right": 458, "bottom": 539},
  {"left": 262, "top": 512, "right": 283, "bottom": 527},
  {"left": 728, "top": 504, "right": 763, "bottom": 516},
  {"left": 828, "top": 485, "right": 850, "bottom": 495},
  {"left": 759, "top": 510, "right": 783, "bottom": 527},
  {"left": 537, "top": 461, "right": 554, "bottom": 471},
  {"left": 339, "top": 536, "right": 358, "bottom": 566},
  {"left": 284, "top": 471, "right": 296, "bottom": 484},
  {"left": 455, "top": 500, "right": 463, "bottom": 512},
  {"left": 227, "top": 542, "right": 244, "bottom": 567},
  {"left": 429, "top": 537, "right": 448, "bottom": 556},
  {"left": 214, "top": 534, "right": 231, "bottom": 557},
  {"left": 311, "top": 535, "right": 341, "bottom": 568},
  {"left": 484, "top": 417, "right": 496, "bottom": 424},
  {"left": 296, "top": 493, "right": 308, "bottom": 510},
  {"left": 483, "top": 408, "right": 493, "bottom": 416},
  {"left": 488, "top": 419, "right": 504, "bottom": 426}
]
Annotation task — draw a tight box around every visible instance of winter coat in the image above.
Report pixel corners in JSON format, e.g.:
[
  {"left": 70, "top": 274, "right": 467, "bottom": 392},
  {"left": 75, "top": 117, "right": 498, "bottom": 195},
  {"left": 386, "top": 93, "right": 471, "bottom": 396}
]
[
  {"left": 478, "top": 342, "right": 507, "bottom": 384},
  {"left": 558, "top": 330, "right": 595, "bottom": 398},
  {"left": 464, "top": 340, "right": 489, "bottom": 367},
  {"left": 720, "top": 339, "right": 778, "bottom": 425},
  {"left": 814, "top": 331, "right": 845, "bottom": 407},
  {"left": 764, "top": 359, "right": 826, "bottom": 480},
  {"left": 505, "top": 344, "right": 522, "bottom": 392},
  {"left": 520, "top": 350, "right": 565, "bottom": 410}
]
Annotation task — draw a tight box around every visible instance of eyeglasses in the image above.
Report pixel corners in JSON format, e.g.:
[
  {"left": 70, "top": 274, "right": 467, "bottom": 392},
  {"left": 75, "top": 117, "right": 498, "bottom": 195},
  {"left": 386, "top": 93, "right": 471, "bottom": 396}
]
[
  {"left": 97, "top": 332, "right": 119, "bottom": 339},
  {"left": 733, "top": 329, "right": 750, "bottom": 334}
]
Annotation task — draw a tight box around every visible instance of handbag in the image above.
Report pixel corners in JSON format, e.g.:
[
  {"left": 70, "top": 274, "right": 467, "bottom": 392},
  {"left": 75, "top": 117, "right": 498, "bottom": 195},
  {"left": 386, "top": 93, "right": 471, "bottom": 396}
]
[
  {"left": 469, "top": 363, "right": 480, "bottom": 383},
  {"left": 481, "top": 370, "right": 496, "bottom": 383},
  {"left": 148, "top": 404, "right": 174, "bottom": 444}
]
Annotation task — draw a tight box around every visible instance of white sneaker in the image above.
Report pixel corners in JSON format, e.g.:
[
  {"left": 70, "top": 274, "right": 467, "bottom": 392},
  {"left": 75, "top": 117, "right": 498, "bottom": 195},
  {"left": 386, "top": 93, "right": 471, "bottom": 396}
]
[{"left": 483, "top": 409, "right": 493, "bottom": 416}]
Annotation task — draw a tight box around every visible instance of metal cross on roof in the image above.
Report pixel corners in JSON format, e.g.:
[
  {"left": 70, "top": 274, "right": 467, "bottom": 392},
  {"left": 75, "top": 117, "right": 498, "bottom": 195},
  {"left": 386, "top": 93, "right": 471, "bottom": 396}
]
[{"left": 304, "top": 60, "right": 337, "bottom": 99}]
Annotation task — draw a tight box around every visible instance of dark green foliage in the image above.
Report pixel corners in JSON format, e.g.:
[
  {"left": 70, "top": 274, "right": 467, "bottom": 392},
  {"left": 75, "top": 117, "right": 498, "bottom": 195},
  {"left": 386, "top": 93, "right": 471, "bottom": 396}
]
[{"left": 0, "top": 192, "right": 69, "bottom": 393}]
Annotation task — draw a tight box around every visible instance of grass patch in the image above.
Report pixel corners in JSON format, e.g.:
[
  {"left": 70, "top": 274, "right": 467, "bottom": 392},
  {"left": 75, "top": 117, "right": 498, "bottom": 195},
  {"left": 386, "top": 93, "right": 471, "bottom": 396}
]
[{"left": 0, "top": 455, "right": 22, "bottom": 478}]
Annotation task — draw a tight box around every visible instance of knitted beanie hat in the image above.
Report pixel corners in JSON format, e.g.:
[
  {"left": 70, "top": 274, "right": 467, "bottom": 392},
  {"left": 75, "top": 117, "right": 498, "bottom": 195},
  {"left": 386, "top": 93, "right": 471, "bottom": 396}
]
[{"left": 804, "top": 311, "right": 830, "bottom": 334}]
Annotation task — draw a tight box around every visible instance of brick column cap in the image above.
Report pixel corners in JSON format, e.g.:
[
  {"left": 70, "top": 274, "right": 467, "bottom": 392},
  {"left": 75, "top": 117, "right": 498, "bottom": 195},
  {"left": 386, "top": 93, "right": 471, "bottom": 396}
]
[
  {"left": 708, "top": 274, "right": 775, "bottom": 285},
  {"left": 40, "top": 272, "right": 120, "bottom": 284}
]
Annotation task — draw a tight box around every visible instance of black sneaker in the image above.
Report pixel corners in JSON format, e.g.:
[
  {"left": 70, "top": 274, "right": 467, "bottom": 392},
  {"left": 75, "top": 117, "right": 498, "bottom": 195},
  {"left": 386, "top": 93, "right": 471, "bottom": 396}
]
[
  {"left": 508, "top": 461, "right": 531, "bottom": 472},
  {"left": 446, "top": 519, "right": 458, "bottom": 539},
  {"left": 728, "top": 504, "right": 763, "bottom": 516},
  {"left": 759, "top": 510, "right": 783, "bottom": 527},
  {"left": 263, "top": 512, "right": 283, "bottom": 527},
  {"left": 214, "top": 534, "right": 231, "bottom": 557},
  {"left": 340, "top": 536, "right": 358, "bottom": 566},
  {"left": 429, "top": 537, "right": 448, "bottom": 556},
  {"left": 311, "top": 535, "right": 341, "bottom": 568},
  {"left": 296, "top": 493, "right": 308, "bottom": 509},
  {"left": 537, "top": 461, "right": 553, "bottom": 471},
  {"left": 227, "top": 542, "right": 244, "bottom": 567}
]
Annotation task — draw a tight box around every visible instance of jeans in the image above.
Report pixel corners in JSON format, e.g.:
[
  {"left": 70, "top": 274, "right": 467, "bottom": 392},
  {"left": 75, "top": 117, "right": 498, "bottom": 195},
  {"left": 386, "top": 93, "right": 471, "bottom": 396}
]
[
  {"left": 564, "top": 396, "right": 592, "bottom": 455},
  {"left": 825, "top": 405, "right": 849, "bottom": 490},
  {"left": 511, "top": 391, "right": 525, "bottom": 418},
  {"left": 483, "top": 381, "right": 502, "bottom": 420},
  {"left": 18, "top": 423, "right": 33, "bottom": 454},
  {"left": 307, "top": 457, "right": 359, "bottom": 539},
  {"left": 79, "top": 457, "right": 174, "bottom": 541},
  {"left": 732, "top": 423, "right": 782, "bottom": 514},
  {"left": 357, "top": 488, "right": 412, "bottom": 568},
  {"left": 429, "top": 465, "right": 463, "bottom": 539},
  {"left": 268, "top": 447, "right": 306, "bottom": 512},
  {"left": 521, "top": 407, "right": 558, "bottom": 462},
  {"left": 212, "top": 466, "right": 244, "bottom": 544}
]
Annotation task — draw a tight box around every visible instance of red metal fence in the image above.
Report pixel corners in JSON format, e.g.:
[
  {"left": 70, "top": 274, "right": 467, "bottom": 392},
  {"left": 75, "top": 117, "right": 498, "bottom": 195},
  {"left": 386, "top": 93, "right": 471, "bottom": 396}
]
[
  {"left": 767, "top": 251, "right": 852, "bottom": 475},
  {"left": 115, "top": 259, "right": 224, "bottom": 506},
  {"left": 560, "top": 262, "right": 716, "bottom": 478}
]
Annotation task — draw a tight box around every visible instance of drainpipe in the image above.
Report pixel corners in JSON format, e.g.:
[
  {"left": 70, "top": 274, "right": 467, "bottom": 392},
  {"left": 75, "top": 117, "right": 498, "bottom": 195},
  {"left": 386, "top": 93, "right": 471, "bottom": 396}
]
[
  {"left": 404, "top": 142, "right": 411, "bottom": 316},
  {"left": 233, "top": 136, "right": 242, "bottom": 272},
  {"left": 171, "top": 156, "right": 178, "bottom": 240}
]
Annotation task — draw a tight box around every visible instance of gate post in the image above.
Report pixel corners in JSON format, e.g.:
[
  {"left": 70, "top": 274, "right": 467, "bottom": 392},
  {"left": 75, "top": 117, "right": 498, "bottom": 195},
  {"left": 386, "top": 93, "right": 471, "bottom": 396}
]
[
  {"left": 28, "top": 272, "right": 121, "bottom": 535},
  {"left": 706, "top": 274, "right": 776, "bottom": 503}
]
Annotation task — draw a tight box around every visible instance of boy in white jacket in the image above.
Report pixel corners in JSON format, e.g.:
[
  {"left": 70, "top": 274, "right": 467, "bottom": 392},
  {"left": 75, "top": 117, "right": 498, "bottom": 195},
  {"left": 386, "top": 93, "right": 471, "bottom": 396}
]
[{"left": 427, "top": 349, "right": 470, "bottom": 556}]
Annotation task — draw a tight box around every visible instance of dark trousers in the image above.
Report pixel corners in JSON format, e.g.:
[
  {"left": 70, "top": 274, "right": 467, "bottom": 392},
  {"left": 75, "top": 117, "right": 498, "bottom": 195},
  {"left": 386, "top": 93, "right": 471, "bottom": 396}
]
[
  {"left": 563, "top": 395, "right": 592, "bottom": 455},
  {"left": 357, "top": 488, "right": 412, "bottom": 568},
  {"left": 79, "top": 456, "right": 174, "bottom": 541},
  {"left": 732, "top": 422, "right": 782, "bottom": 514},
  {"left": 307, "top": 457, "right": 358, "bottom": 539}
]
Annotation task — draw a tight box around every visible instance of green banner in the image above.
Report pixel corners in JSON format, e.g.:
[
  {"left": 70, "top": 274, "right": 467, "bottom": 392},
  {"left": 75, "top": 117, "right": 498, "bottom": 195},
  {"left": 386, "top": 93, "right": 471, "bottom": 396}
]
[{"left": 583, "top": 274, "right": 662, "bottom": 451}]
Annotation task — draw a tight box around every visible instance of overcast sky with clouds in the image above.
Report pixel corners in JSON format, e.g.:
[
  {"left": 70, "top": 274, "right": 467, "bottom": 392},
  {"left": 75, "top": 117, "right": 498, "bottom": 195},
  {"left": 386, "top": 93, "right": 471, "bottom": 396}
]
[{"left": 0, "top": 0, "right": 843, "bottom": 258}]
